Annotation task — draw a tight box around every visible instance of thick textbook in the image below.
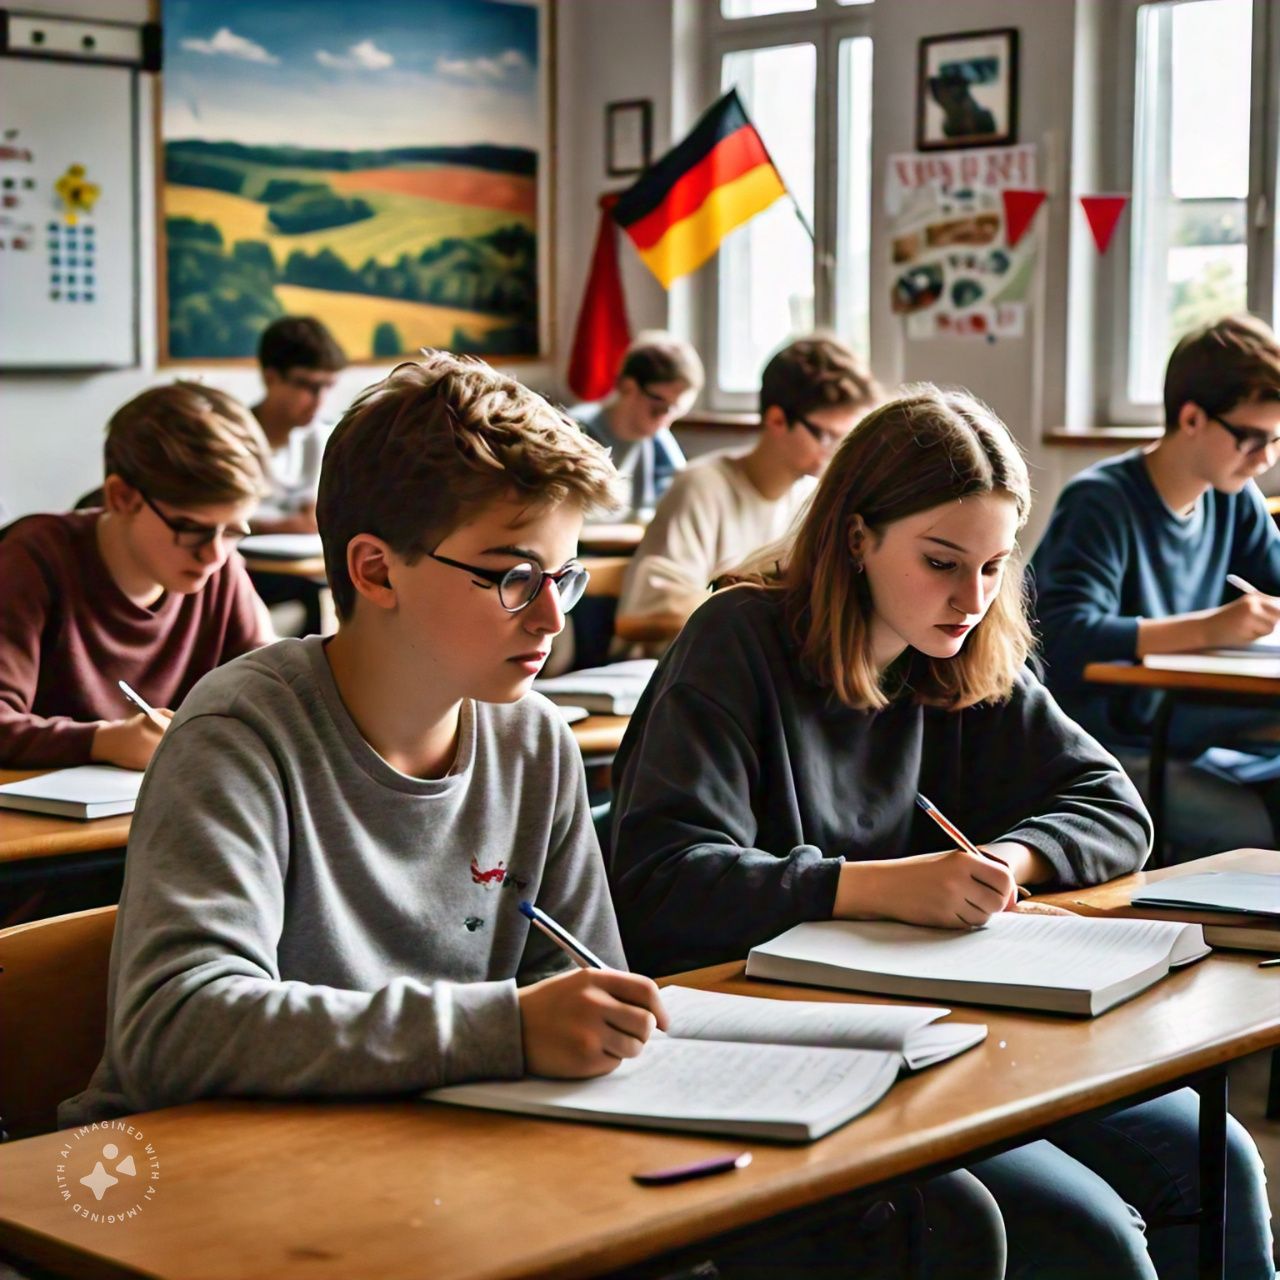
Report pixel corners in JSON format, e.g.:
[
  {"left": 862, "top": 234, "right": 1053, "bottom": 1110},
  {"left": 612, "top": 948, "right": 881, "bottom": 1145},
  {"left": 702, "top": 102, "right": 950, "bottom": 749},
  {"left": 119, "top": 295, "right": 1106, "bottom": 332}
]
[
  {"left": 425, "top": 985, "right": 986, "bottom": 1141},
  {"left": 0, "top": 765, "right": 142, "bottom": 820},
  {"left": 746, "top": 913, "right": 1209, "bottom": 1017},
  {"left": 534, "top": 659, "right": 658, "bottom": 715}
]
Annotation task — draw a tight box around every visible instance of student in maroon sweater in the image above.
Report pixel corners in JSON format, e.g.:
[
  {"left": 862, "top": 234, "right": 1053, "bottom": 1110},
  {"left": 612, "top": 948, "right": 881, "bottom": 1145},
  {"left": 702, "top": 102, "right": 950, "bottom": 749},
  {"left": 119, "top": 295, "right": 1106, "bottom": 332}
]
[{"left": 0, "top": 382, "right": 274, "bottom": 770}]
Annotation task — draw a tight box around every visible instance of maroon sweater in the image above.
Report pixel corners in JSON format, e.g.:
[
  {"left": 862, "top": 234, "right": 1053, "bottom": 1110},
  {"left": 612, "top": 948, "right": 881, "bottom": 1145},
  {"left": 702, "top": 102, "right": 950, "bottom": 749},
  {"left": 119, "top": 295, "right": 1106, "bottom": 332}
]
[{"left": 0, "top": 511, "right": 272, "bottom": 767}]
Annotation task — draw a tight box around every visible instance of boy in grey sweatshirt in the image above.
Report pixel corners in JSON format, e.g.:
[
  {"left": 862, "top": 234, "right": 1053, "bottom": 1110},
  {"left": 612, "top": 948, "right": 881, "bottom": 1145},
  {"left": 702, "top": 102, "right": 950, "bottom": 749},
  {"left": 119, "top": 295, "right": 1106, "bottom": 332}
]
[{"left": 62, "top": 353, "right": 666, "bottom": 1125}]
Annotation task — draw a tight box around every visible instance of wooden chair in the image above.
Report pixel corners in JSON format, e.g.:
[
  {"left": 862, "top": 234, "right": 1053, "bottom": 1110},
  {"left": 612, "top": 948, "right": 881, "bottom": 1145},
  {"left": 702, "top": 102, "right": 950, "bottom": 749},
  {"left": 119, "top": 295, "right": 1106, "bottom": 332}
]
[
  {"left": 0, "top": 905, "right": 116, "bottom": 1139},
  {"left": 580, "top": 555, "right": 631, "bottom": 599}
]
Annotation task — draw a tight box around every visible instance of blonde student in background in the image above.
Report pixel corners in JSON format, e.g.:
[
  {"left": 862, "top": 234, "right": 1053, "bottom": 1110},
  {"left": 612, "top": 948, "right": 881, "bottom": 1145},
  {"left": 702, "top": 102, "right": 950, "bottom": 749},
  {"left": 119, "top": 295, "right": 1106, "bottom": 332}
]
[
  {"left": 616, "top": 334, "right": 881, "bottom": 650},
  {"left": 608, "top": 387, "right": 1274, "bottom": 1279},
  {"left": 0, "top": 383, "right": 273, "bottom": 771}
]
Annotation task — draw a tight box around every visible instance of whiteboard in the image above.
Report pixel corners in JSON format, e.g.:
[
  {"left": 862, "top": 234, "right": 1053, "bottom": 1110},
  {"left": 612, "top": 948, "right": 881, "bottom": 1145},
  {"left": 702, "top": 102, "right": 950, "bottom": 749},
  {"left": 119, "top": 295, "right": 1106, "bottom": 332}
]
[{"left": 0, "top": 57, "right": 138, "bottom": 369}]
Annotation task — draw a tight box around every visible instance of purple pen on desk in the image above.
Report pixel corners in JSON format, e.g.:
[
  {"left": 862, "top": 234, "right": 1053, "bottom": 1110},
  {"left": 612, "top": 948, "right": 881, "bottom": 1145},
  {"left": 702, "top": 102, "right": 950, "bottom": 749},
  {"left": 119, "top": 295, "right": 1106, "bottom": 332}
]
[{"left": 633, "top": 1152, "right": 753, "bottom": 1186}]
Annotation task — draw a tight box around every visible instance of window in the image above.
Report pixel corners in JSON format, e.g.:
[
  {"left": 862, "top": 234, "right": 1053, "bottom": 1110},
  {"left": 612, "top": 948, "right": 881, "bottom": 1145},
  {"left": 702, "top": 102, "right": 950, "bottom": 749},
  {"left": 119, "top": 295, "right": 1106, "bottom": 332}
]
[
  {"left": 1114, "top": 0, "right": 1275, "bottom": 419},
  {"left": 706, "top": 3, "right": 874, "bottom": 406}
]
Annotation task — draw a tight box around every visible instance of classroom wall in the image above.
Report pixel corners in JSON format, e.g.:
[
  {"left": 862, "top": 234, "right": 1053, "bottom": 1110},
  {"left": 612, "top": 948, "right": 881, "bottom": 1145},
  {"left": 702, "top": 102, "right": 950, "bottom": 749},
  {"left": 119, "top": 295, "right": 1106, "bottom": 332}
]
[
  {"left": 0, "top": 0, "right": 1166, "bottom": 537},
  {"left": 0, "top": 0, "right": 689, "bottom": 520}
]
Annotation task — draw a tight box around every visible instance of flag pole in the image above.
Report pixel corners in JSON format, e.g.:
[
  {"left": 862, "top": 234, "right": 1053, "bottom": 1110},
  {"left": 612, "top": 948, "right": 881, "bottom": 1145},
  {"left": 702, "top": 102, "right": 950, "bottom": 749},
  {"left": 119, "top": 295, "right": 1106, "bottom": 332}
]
[{"left": 724, "top": 86, "right": 815, "bottom": 243}]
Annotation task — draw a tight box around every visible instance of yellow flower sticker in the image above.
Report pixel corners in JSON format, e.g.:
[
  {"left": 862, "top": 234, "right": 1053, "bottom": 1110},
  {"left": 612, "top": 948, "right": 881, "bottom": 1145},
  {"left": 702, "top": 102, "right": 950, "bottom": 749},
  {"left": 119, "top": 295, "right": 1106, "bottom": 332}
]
[{"left": 54, "top": 163, "right": 100, "bottom": 226}]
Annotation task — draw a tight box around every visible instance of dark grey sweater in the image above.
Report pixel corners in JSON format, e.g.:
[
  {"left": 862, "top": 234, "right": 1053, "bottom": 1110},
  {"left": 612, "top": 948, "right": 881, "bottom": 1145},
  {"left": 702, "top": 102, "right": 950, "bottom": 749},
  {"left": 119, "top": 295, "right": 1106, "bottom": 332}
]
[{"left": 609, "top": 587, "right": 1152, "bottom": 977}]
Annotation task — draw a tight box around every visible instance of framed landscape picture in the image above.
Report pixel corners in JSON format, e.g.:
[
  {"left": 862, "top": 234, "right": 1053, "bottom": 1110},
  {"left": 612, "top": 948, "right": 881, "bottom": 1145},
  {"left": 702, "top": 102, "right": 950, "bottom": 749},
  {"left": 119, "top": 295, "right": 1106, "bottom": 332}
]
[
  {"left": 159, "top": 0, "right": 549, "bottom": 362},
  {"left": 917, "top": 28, "right": 1018, "bottom": 152}
]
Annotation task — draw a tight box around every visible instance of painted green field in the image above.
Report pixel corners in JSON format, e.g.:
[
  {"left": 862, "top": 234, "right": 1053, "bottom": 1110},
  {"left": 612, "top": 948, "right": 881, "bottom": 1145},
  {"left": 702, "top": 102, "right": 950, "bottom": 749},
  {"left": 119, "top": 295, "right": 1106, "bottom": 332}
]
[{"left": 166, "top": 180, "right": 531, "bottom": 269}]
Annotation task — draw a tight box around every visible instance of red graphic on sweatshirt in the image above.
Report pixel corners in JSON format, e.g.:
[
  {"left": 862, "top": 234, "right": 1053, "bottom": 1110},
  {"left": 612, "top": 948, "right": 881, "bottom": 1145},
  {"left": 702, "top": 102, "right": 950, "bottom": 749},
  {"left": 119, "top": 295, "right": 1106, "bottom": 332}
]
[{"left": 471, "top": 857, "right": 507, "bottom": 885}]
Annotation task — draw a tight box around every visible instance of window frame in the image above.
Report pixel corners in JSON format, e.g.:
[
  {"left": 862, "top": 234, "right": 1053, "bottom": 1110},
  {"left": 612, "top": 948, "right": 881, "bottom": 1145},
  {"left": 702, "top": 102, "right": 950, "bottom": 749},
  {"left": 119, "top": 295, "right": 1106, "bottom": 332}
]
[
  {"left": 1105, "top": 0, "right": 1278, "bottom": 424},
  {"left": 702, "top": 1, "right": 874, "bottom": 410}
]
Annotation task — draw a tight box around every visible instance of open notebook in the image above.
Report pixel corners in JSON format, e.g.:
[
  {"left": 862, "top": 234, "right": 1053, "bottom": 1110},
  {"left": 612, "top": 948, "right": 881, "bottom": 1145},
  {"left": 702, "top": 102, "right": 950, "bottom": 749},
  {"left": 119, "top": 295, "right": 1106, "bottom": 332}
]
[
  {"left": 0, "top": 765, "right": 143, "bottom": 819},
  {"left": 746, "top": 913, "right": 1209, "bottom": 1017},
  {"left": 425, "top": 986, "right": 986, "bottom": 1142},
  {"left": 534, "top": 659, "right": 658, "bottom": 715},
  {"left": 1144, "top": 651, "right": 1280, "bottom": 677}
]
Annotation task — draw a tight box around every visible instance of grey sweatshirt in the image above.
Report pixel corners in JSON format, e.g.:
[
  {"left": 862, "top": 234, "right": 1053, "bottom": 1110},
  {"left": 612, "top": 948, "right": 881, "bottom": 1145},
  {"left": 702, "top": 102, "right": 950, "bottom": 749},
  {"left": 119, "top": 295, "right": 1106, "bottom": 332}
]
[{"left": 61, "top": 636, "right": 624, "bottom": 1125}]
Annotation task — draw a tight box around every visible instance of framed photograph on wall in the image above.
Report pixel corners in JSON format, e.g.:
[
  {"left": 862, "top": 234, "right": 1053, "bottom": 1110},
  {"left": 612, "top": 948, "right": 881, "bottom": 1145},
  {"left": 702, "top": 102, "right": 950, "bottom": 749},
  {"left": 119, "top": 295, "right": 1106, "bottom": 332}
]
[
  {"left": 917, "top": 28, "right": 1018, "bottom": 152},
  {"left": 606, "top": 99, "right": 652, "bottom": 177},
  {"left": 158, "top": 0, "right": 550, "bottom": 363}
]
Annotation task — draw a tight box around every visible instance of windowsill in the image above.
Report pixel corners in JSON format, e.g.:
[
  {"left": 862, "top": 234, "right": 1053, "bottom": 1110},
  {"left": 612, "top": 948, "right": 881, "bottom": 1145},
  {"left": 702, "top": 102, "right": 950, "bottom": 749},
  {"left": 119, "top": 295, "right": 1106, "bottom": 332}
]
[{"left": 1042, "top": 426, "right": 1162, "bottom": 447}]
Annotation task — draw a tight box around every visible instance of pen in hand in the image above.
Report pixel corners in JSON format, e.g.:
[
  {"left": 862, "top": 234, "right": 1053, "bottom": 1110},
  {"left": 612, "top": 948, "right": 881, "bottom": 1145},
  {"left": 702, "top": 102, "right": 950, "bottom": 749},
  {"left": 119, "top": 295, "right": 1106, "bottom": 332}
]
[
  {"left": 519, "top": 900, "right": 608, "bottom": 970},
  {"left": 117, "top": 679, "right": 170, "bottom": 731},
  {"left": 915, "top": 794, "right": 1031, "bottom": 902}
]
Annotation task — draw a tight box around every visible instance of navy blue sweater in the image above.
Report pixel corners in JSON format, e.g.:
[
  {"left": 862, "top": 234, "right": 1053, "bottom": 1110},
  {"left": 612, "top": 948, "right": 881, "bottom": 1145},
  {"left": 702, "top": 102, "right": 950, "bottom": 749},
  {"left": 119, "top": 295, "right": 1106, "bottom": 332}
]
[{"left": 1029, "top": 450, "right": 1280, "bottom": 747}]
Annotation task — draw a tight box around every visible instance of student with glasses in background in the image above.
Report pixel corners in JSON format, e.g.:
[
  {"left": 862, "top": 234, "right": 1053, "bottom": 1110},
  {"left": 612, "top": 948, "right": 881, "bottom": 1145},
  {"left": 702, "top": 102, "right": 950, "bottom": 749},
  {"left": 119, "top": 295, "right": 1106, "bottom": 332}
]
[
  {"left": 0, "top": 383, "right": 274, "bottom": 770},
  {"left": 569, "top": 330, "right": 704, "bottom": 522},
  {"left": 616, "top": 335, "right": 882, "bottom": 652},
  {"left": 249, "top": 316, "right": 348, "bottom": 635},
  {"left": 1031, "top": 313, "right": 1280, "bottom": 860}
]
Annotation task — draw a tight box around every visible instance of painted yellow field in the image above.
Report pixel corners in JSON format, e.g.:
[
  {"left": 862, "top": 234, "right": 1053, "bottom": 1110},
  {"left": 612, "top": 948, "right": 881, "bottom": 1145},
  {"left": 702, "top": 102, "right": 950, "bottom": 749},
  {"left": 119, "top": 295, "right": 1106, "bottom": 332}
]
[
  {"left": 275, "top": 284, "right": 508, "bottom": 359},
  {"left": 165, "top": 181, "right": 530, "bottom": 269}
]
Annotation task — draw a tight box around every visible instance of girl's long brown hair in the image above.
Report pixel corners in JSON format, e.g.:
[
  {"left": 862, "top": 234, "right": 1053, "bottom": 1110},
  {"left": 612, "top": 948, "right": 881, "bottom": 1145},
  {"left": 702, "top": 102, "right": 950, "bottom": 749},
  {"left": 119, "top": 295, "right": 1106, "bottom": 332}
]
[{"left": 732, "top": 385, "right": 1034, "bottom": 710}]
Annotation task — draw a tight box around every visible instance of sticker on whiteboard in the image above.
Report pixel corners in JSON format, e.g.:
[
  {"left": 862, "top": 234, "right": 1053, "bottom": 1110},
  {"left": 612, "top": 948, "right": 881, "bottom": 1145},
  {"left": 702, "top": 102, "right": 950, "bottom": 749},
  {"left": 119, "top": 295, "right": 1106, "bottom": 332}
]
[{"left": 54, "top": 163, "right": 100, "bottom": 226}]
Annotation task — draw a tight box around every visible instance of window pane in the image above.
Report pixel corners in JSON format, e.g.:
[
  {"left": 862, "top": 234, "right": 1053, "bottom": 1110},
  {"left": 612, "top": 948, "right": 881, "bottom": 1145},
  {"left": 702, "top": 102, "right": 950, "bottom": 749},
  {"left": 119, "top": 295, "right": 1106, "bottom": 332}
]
[
  {"left": 836, "top": 35, "right": 873, "bottom": 361},
  {"left": 1129, "top": 0, "right": 1250, "bottom": 405},
  {"left": 718, "top": 44, "right": 816, "bottom": 394},
  {"left": 721, "top": 0, "right": 815, "bottom": 16}
]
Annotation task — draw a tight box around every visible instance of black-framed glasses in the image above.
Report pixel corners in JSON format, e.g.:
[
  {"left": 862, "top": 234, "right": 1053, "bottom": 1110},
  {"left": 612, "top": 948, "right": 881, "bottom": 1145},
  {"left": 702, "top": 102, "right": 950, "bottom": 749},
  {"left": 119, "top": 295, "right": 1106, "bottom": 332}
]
[
  {"left": 639, "top": 384, "right": 692, "bottom": 419},
  {"left": 426, "top": 552, "right": 590, "bottom": 614},
  {"left": 283, "top": 372, "right": 337, "bottom": 396},
  {"left": 792, "top": 414, "right": 845, "bottom": 451},
  {"left": 1208, "top": 413, "right": 1280, "bottom": 458},
  {"left": 139, "top": 491, "right": 251, "bottom": 551}
]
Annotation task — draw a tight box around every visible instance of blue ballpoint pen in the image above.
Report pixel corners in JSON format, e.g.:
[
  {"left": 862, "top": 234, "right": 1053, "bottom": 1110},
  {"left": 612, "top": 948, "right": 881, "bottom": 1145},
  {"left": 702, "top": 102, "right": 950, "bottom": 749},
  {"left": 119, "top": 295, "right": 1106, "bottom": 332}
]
[{"left": 518, "top": 900, "right": 607, "bottom": 970}]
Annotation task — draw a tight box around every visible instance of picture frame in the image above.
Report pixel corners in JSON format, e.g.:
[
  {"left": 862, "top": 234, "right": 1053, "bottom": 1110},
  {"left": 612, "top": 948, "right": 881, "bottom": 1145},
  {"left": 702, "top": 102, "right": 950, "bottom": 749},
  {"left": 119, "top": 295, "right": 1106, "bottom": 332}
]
[
  {"left": 917, "top": 28, "right": 1019, "bottom": 152},
  {"left": 606, "top": 99, "right": 653, "bottom": 178},
  {"left": 157, "top": 0, "right": 551, "bottom": 364}
]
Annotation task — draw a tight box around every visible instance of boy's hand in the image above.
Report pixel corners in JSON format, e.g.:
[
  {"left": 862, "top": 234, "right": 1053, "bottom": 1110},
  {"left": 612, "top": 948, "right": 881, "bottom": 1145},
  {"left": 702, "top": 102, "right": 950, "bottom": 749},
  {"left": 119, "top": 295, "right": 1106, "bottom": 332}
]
[
  {"left": 1205, "top": 593, "right": 1280, "bottom": 647},
  {"left": 518, "top": 967, "right": 668, "bottom": 1078},
  {"left": 835, "top": 848, "right": 1018, "bottom": 929},
  {"left": 90, "top": 709, "right": 174, "bottom": 771}
]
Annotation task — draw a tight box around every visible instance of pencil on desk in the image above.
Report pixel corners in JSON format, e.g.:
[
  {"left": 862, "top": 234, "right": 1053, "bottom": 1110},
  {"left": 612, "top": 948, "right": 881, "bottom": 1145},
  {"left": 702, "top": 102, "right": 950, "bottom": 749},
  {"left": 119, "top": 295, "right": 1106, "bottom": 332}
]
[{"left": 915, "top": 793, "right": 1030, "bottom": 900}]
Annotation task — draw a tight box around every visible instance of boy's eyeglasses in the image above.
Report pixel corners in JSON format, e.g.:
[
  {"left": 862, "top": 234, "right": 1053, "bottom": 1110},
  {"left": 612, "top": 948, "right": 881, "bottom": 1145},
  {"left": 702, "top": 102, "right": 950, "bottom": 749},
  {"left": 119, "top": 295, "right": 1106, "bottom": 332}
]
[
  {"left": 1208, "top": 413, "right": 1280, "bottom": 458},
  {"left": 426, "top": 552, "right": 590, "bottom": 614},
  {"left": 639, "top": 385, "right": 692, "bottom": 419},
  {"left": 792, "top": 415, "right": 845, "bottom": 451},
  {"left": 283, "top": 373, "right": 337, "bottom": 396},
  {"left": 139, "top": 491, "right": 251, "bottom": 551}
]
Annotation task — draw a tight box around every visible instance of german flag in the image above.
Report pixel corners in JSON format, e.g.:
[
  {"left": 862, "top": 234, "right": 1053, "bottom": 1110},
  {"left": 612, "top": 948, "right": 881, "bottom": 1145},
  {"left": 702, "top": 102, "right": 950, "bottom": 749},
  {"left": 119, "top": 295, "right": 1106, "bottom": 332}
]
[{"left": 613, "top": 89, "right": 788, "bottom": 288}]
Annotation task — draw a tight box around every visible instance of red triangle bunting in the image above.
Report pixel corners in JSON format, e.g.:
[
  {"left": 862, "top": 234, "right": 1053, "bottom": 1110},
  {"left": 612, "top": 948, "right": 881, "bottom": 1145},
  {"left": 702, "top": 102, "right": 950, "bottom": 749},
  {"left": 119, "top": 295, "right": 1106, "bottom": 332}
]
[
  {"left": 1002, "top": 189, "right": 1047, "bottom": 249},
  {"left": 1080, "top": 195, "right": 1129, "bottom": 254}
]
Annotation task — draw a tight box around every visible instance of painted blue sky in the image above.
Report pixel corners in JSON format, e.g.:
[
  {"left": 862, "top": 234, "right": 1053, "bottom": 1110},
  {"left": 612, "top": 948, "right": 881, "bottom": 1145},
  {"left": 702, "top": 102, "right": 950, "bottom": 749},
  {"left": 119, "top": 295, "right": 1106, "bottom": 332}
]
[{"left": 163, "top": 0, "right": 541, "bottom": 151}]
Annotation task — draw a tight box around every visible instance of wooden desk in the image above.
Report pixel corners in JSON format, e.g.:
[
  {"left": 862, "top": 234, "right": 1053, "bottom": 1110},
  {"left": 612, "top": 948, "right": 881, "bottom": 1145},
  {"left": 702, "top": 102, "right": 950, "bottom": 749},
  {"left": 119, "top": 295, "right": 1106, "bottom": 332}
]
[
  {"left": 571, "top": 715, "right": 629, "bottom": 765},
  {"left": 0, "top": 771, "right": 130, "bottom": 865},
  {"left": 1084, "top": 660, "right": 1280, "bottom": 861},
  {"left": 580, "top": 522, "right": 645, "bottom": 555},
  {"left": 240, "top": 554, "right": 326, "bottom": 579},
  {"left": 1035, "top": 846, "right": 1279, "bottom": 925},
  {"left": 1266, "top": 495, "right": 1280, "bottom": 517},
  {"left": 0, "top": 955, "right": 1272, "bottom": 1280}
]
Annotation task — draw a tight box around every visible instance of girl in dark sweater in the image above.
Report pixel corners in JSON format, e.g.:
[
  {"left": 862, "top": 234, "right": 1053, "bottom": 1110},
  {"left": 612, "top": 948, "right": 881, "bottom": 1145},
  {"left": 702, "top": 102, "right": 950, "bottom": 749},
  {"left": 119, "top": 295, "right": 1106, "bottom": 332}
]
[{"left": 611, "top": 386, "right": 1273, "bottom": 1280}]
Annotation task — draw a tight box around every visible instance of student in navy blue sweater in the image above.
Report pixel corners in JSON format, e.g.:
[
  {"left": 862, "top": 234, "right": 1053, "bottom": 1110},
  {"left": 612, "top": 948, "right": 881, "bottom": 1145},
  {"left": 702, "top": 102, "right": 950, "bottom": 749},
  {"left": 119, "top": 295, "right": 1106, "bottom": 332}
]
[{"left": 1031, "top": 315, "right": 1280, "bottom": 857}]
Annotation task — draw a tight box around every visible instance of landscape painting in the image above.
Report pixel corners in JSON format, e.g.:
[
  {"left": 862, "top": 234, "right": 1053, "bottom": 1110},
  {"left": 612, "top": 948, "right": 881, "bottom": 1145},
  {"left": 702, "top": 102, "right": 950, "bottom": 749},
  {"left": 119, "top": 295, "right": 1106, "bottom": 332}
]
[{"left": 160, "top": 0, "right": 545, "bottom": 362}]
